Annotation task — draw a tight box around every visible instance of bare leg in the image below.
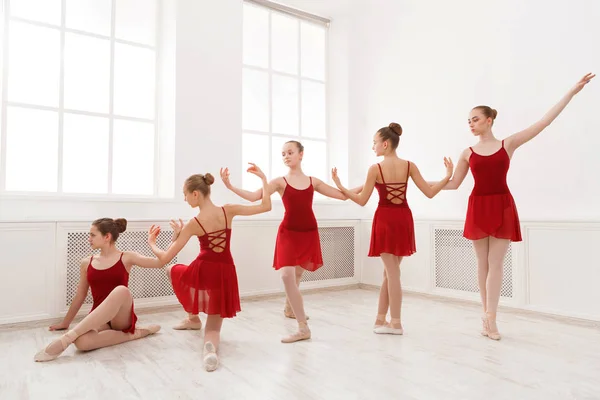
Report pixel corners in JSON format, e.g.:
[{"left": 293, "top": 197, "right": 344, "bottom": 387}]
[
  {"left": 203, "top": 314, "right": 224, "bottom": 372},
  {"left": 473, "top": 237, "right": 490, "bottom": 336},
  {"left": 375, "top": 268, "right": 389, "bottom": 327},
  {"left": 167, "top": 265, "right": 202, "bottom": 330},
  {"left": 34, "top": 286, "right": 160, "bottom": 362},
  {"left": 374, "top": 254, "right": 404, "bottom": 335},
  {"left": 280, "top": 266, "right": 311, "bottom": 343},
  {"left": 284, "top": 267, "right": 309, "bottom": 320},
  {"left": 485, "top": 237, "right": 510, "bottom": 340}
]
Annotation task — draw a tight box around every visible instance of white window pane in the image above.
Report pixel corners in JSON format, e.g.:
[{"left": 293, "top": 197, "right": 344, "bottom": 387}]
[
  {"left": 115, "top": 0, "right": 157, "bottom": 46},
  {"left": 10, "top": 0, "right": 61, "bottom": 25},
  {"left": 5, "top": 107, "right": 58, "bottom": 192},
  {"left": 7, "top": 21, "right": 60, "bottom": 107},
  {"left": 272, "top": 75, "right": 298, "bottom": 135},
  {"left": 242, "top": 3, "right": 268, "bottom": 68},
  {"left": 62, "top": 114, "right": 109, "bottom": 193},
  {"left": 112, "top": 119, "right": 154, "bottom": 195},
  {"left": 271, "top": 13, "right": 298, "bottom": 74},
  {"left": 301, "top": 81, "right": 326, "bottom": 139},
  {"left": 301, "top": 140, "right": 327, "bottom": 181},
  {"left": 301, "top": 22, "right": 326, "bottom": 81},
  {"left": 242, "top": 68, "right": 269, "bottom": 132},
  {"left": 64, "top": 33, "right": 110, "bottom": 113},
  {"left": 114, "top": 43, "right": 156, "bottom": 119},
  {"left": 270, "top": 136, "right": 296, "bottom": 180},
  {"left": 65, "top": 0, "right": 112, "bottom": 36},
  {"left": 242, "top": 133, "right": 270, "bottom": 190}
]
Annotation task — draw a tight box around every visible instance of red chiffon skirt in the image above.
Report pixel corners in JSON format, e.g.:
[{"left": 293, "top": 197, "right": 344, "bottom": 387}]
[
  {"left": 273, "top": 226, "right": 323, "bottom": 271},
  {"left": 170, "top": 259, "right": 241, "bottom": 318},
  {"left": 369, "top": 206, "right": 416, "bottom": 257},
  {"left": 464, "top": 193, "right": 522, "bottom": 242}
]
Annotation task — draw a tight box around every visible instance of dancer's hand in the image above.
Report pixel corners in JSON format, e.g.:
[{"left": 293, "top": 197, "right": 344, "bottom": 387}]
[
  {"left": 331, "top": 167, "right": 342, "bottom": 188},
  {"left": 444, "top": 157, "right": 454, "bottom": 178},
  {"left": 246, "top": 163, "right": 266, "bottom": 181},
  {"left": 220, "top": 167, "right": 232, "bottom": 188},
  {"left": 49, "top": 321, "right": 69, "bottom": 331},
  {"left": 148, "top": 225, "right": 161, "bottom": 245},
  {"left": 169, "top": 219, "right": 183, "bottom": 242},
  {"left": 570, "top": 72, "right": 595, "bottom": 96}
]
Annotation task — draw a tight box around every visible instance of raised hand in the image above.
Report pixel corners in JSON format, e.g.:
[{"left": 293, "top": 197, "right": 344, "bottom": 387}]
[
  {"left": 246, "top": 163, "right": 266, "bottom": 180},
  {"left": 443, "top": 157, "right": 454, "bottom": 178},
  {"left": 148, "top": 225, "right": 161, "bottom": 245},
  {"left": 570, "top": 72, "right": 595, "bottom": 96},
  {"left": 331, "top": 167, "right": 342, "bottom": 188},
  {"left": 169, "top": 219, "right": 184, "bottom": 242},
  {"left": 220, "top": 167, "right": 232, "bottom": 188}
]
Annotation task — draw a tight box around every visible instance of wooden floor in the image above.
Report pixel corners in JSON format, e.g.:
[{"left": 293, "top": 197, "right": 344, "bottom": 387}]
[{"left": 2, "top": 289, "right": 599, "bottom": 400}]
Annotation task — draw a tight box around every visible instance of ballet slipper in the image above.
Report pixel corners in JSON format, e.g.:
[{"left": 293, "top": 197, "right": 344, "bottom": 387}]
[
  {"left": 283, "top": 303, "right": 309, "bottom": 320},
  {"left": 481, "top": 314, "right": 489, "bottom": 337},
  {"left": 373, "top": 318, "right": 403, "bottom": 335},
  {"left": 34, "top": 330, "right": 79, "bottom": 362},
  {"left": 281, "top": 322, "right": 311, "bottom": 343},
  {"left": 485, "top": 312, "right": 501, "bottom": 341},
  {"left": 173, "top": 318, "right": 202, "bottom": 330},
  {"left": 203, "top": 341, "right": 219, "bottom": 372},
  {"left": 374, "top": 313, "right": 388, "bottom": 330},
  {"left": 132, "top": 324, "right": 161, "bottom": 340}
]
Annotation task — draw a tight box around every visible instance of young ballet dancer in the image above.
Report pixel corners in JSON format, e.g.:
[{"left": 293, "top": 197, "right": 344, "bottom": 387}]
[
  {"left": 440, "top": 73, "right": 595, "bottom": 340},
  {"left": 34, "top": 218, "right": 162, "bottom": 362},
  {"left": 332, "top": 122, "right": 453, "bottom": 334},
  {"left": 146, "top": 164, "right": 271, "bottom": 371},
  {"left": 220, "top": 140, "right": 359, "bottom": 343}
]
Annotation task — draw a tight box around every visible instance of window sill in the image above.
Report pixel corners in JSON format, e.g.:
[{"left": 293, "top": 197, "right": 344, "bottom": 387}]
[{"left": 0, "top": 193, "right": 179, "bottom": 203}]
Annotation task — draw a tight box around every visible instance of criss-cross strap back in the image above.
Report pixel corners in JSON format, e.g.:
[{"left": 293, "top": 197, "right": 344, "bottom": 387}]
[
  {"left": 376, "top": 162, "right": 410, "bottom": 205},
  {"left": 193, "top": 207, "right": 229, "bottom": 253}
]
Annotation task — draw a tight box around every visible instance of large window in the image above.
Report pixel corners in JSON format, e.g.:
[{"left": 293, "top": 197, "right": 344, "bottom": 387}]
[
  {"left": 242, "top": 1, "right": 328, "bottom": 190},
  {"left": 0, "top": 0, "right": 161, "bottom": 196}
]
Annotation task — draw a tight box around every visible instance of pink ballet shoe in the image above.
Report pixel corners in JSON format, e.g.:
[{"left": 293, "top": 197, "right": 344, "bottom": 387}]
[
  {"left": 373, "top": 314, "right": 388, "bottom": 331},
  {"left": 485, "top": 312, "right": 501, "bottom": 341},
  {"left": 481, "top": 314, "right": 489, "bottom": 337},
  {"left": 132, "top": 324, "right": 161, "bottom": 340},
  {"left": 374, "top": 318, "right": 403, "bottom": 335},
  {"left": 203, "top": 341, "right": 219, "bottom": 372},
  {"left": 284, "top": 304, "right": 309, "bottom": 320},
  {"left": 34, "top": 330, "right": 78, "bottom": 362},
  {"left": 281, "top": 323, "right": 311, "bottom": 343},
  {"left": 173, "top": 318, "right": 202, "bottom": 330}
]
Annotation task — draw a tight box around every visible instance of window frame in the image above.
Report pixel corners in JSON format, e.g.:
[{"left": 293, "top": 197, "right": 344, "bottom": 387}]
[
  {"left": 0, "top": 0, "right": 164, "bottom": 199},
  {"left": 242, "top": 1, "right": 331, "bottom": 198}
]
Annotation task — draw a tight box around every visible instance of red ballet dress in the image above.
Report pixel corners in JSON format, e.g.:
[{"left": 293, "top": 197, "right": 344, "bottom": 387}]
[
  {"left": 87, "top": 253, "right": 137, "bottom": 334},
  {"left": 169, "top": 207, "right": 241, "bottom": 318},
  {"left": 463, "top": 140, "right": 522, "bottom": 242},
  {"left": 369, "top": 162, "right": 416, "bottom": 257},
  {"left": 273, "top": 177, "right": 323, "bottom": 271}
]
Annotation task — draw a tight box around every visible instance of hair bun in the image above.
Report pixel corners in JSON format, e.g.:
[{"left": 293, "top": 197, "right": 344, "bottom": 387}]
[
  {"left": 203, "top": 173, "right": 215, "bottom": 185},
  {"left": 388, "top": 122, "right": 403, "bottom": 136},
  {"left": 491, "top": 109, "right": 498, "bottom": 120},
  {"left": 114, "top": 218, "right": 127, "bottom": 233}
]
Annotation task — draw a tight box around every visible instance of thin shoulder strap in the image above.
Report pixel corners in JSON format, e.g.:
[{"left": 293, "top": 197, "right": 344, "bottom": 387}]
[
  {"left": 376, "top": 163, "right": 386, "bottom": 183},
  {"left": 282, "top": 176, "right": 288, "bottom": 184},
  {"left": 89, "top": 255, "right": 94, "bottom": 265},
  {"left": 501, "top": 139, "right": 505, "bottom": 148},
  {"left": 221, "top": 206, "right": 228, "bottom": 229},
  {"left": 405, "top": 161, "right": 411, "bottom": 181},
  {"left": 309, "top": 176, "right": 313, "bottom": 185},
  {"left": 119, "top": 252, "right": 124, "bottom": 261},
  {"left": 193, "top": 216, "right": 206, "bottom": 234}
]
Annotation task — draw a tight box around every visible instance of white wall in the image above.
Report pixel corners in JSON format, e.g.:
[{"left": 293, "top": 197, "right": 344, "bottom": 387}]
[{"left": 347, "top": 0, "right": 600, "bottom": 221}]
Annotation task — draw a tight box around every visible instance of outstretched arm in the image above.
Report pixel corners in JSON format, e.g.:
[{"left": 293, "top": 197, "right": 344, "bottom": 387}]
[
  {"left": 312, "top": 178, "right": 349, "bottom": 200},
  {"left": 122, "top": 251, "right": 165, "bottom": 269},
  {"left": 226, "top": 164, "right": 272, "bottom": 217},
  {"left": 410, "top": 158, "right": 454, "bottom": 198},
  {"left": 505, "top": 73, "right": 595, "bottom": 153},
  {"left": 331, "top": 165, "right": 378, "bottom": 206},
  {"left": 438, "top": 149, "right": 470, "bottom": 190},
  {"left": 49, "top": 260, "right": 90, "bottom": 330},
  {"left": 148, "top": 220, "right": 196, "bottom": 266},
  {"left": 220, "top": 166, "right": 279, "bottom": 201}
]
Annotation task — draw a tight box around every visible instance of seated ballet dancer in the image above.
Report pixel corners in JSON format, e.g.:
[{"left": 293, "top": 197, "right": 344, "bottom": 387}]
[
  {"left": 332, "top": 123, "right": 453, "bottom": 334},
  {"left": 34, "top": 218, "right": 162, "bottom": 362},
  {"left": 147, "top": 164, "right": 271, "bottom": 371}
]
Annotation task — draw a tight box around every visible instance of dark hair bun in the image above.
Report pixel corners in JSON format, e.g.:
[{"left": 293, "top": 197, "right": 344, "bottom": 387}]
[
  {"left": 389, "top": 122, "right": 402, "bottom": 136},
  {"left": 114, "top": 218, "right": 127, "bottom": 233},
  {"left": 203, "top": 173, "right": 215, "bottom": 185},
  {"left": 491, "top": 109, "right": 498, "bottom": 120}
]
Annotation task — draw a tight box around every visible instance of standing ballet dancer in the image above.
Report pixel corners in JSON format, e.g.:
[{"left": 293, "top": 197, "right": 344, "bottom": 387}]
[
  {"left": 440, "top": 73, "right": 595, "bottom": 340},
  {"left": 332, "top": 123, "right": 453, "bottom": 334},
  {"left": 220, "top": 140, "right": 358, "bottom": 343},
  {"left": 147, "top": 165, "right": 271, "bottom": 371},
  {"left": 34, "top": 218, "right": 162, "bottom": 362}
]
